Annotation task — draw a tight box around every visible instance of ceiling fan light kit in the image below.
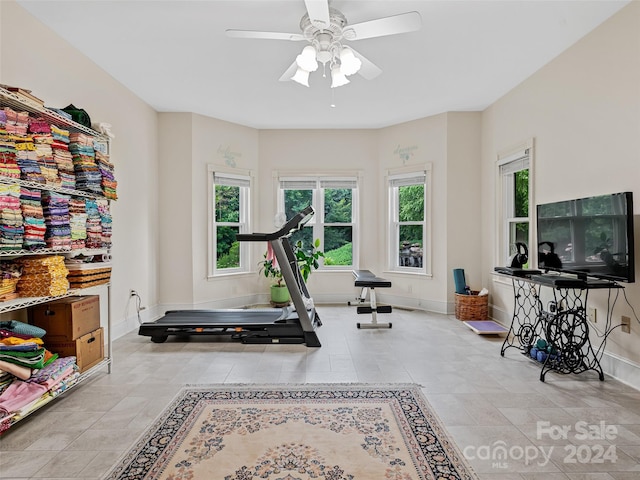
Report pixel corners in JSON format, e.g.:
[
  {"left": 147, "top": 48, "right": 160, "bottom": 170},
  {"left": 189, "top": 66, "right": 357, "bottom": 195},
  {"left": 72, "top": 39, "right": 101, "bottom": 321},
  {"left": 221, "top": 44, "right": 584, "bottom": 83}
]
[{"left": 226, "top": 1, "right": 422, "bottom": 90}]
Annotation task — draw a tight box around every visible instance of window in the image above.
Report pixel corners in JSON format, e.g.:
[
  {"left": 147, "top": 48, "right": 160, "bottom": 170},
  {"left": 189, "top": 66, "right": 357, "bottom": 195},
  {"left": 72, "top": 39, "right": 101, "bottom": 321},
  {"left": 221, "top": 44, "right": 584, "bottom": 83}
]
[
  {"left": 209, "top": 169, "right": 250, "bottom": 276},
  {"left": 278, "top": 176, "right": 358, "bottom": 268},
  {"left": 497, "top": 144, "right": 533, "bottom": 267},
  {"left": 388, "top": 168, "right": 430, "bottom": 273}
]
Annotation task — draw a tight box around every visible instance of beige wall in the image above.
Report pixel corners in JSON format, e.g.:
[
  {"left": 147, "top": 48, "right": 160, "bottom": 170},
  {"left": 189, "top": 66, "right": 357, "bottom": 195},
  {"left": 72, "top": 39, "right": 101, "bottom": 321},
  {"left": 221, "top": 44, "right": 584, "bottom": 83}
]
[
  {"left": 191, "top": 113, "right": 260, "bottom": 305},
  {"left": 157, "top": 113, "right": 261, "bottom": 308},
  {"left": 447, "top": 112, "right": 483, "bottom": 298},
  {"left": 378, "top": 114, "right": 449, "bottom": 310},
  {"left": 0, "top": 0, "right": 160, "bottom": 337},
  {"left": 157, "top": 113, "right": 193, "bottom": 304},
  {"left": 481, "top": 2, "right": 640, "bottom": 364}
]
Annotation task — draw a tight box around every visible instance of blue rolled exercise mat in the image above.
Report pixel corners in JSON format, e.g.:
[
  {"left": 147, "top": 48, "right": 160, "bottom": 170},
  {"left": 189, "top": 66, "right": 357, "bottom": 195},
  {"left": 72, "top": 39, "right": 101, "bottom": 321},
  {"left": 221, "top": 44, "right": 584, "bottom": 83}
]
[{"left": 453, "top": 268, "right": 467, "bottom": 294}]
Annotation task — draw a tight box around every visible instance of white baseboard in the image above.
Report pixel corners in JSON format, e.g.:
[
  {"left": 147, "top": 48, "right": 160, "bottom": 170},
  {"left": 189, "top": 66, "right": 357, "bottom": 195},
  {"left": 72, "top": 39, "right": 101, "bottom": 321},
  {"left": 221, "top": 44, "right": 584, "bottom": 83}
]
[{"left": 598, "top": 351, "right": 640, "bottom": 391}]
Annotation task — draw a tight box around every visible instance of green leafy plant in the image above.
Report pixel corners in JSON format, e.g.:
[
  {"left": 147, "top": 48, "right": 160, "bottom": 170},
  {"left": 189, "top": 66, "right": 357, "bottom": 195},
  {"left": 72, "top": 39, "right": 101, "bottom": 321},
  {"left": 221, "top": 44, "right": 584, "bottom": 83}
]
[
  {"left": 258, "top": 253, "right": 284, "bottom": 287},
  {"left": 293, "top": 238, "right": 324, "bottom": 282}
]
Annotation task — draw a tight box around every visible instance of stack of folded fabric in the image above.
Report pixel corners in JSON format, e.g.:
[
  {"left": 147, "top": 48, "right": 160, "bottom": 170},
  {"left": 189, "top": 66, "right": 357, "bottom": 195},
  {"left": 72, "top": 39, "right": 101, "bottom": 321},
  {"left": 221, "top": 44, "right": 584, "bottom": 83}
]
[
  {"left": 20, "top": 188, "right": 46, "bottom": 251},
  {"left": 69, "top": 197, "right": 87, "bottom": 250},
  {"left": 0, "top": 184, "right": 24, "bottom": 252},
  {"left": 42, "top": 192, "right": 71, "bottom": 251},
  {"left": 0, "top": 131, "right": 20, "bottom": 180},
  {"left": 95, "top": 150, "right": 117, "bottom": 200},
  {"left": 84, "top": 199, "right": 102, "bottom": 249},
  {"left": 0, "top": 321, "right": 82, "bottom": 429},
  {"left": 50, "top": 124, "right": 69, "bottom": 144},
  {"left": 96, "top": 199, "right": 112, "bottom": 249},
  {"left": 27, "top": 117, "right": 50, "bottom": 135},
  {"left": 0, "top": 261, "right": 22, "bottom": 301},
  {"left": 15, "top": 135, "right": 44, "bottom": 184},
  {"left": 30, "top": 122, "right": 59, "bottom": 187},
  {"left": 3, "top": 108, "right": 28, "bottom": 136},
  {"left": 0, "top": 337, "right": 46, "bottom": 371},
  {"left": 69, "top": 133, "right": 101, "bottom": 195},
  {"left": 24, "top": 355, "right": 80, "bottom": 406},
  {"left": 15, "top": 255, "right": 69, "bottom": 297},
  {"left": 51, "top": 139, "right": 74, "bottom": 190}
]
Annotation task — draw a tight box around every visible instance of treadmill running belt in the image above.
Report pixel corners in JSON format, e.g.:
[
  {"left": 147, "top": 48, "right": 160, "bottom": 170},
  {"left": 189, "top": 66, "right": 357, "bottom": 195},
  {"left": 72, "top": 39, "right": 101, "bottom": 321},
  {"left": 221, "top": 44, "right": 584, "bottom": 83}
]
[{"left": 155, "top": 309, "right": 286, "bottom": 325}]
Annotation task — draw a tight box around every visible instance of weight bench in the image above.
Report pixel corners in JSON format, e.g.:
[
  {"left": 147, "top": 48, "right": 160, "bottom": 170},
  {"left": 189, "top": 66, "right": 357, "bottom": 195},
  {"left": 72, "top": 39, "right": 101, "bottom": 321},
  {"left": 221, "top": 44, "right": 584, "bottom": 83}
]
[{"left": 350, "top": 270, "right": 392, "bottom": 329}]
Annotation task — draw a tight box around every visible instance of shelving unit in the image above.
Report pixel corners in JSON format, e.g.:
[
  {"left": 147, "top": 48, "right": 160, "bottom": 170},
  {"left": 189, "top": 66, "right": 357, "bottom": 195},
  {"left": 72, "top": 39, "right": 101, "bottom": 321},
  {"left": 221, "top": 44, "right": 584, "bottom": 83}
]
[{"left": 0, "top": 86, "right": 114, "bottom": 432}]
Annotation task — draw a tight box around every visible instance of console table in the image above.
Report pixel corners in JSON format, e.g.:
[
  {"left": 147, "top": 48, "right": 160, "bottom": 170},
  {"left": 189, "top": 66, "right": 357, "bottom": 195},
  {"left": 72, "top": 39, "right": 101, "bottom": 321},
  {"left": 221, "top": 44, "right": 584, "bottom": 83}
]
[{"left": 496, "top": 272, "right": 621, "bottom": 382}]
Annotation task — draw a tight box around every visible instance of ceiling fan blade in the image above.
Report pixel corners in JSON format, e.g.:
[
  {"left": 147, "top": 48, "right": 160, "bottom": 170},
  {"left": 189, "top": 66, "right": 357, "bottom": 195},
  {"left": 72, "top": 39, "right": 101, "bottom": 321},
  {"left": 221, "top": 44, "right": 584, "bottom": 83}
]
[
  {"left": 279, "top": 61, "right": 298, "bottom": 82},
  {"left": 304, "top": 0, "right": 330, "bottom": 29},
  {"left": 350, "top": 48, "right": 382, "bottom": 80},
  {"left": 344, "top": 11, "right": 422, "bottom": 41},
  {"left": 226, "top": 29, "right": 305, "bottom": 41}
]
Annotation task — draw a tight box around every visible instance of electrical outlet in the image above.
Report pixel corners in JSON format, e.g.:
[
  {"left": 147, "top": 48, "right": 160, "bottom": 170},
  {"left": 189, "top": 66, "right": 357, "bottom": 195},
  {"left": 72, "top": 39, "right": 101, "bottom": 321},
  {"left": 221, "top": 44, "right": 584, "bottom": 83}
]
[
  {"left": 588, "top": 307, "right": 597, "bottom": 323},
  {"left": 130, "top": 289, "right": 137, "bottom": 297},
  {"left": 621, "top": 315, "right": 631, "bottom": 334}
]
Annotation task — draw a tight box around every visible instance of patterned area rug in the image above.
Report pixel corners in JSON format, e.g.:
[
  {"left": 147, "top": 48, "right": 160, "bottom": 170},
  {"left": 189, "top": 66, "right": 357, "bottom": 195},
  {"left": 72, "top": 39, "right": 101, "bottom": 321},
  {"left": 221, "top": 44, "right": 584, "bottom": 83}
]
[{"left": 104, "top": 384, "right": 477, "bottom": 480}]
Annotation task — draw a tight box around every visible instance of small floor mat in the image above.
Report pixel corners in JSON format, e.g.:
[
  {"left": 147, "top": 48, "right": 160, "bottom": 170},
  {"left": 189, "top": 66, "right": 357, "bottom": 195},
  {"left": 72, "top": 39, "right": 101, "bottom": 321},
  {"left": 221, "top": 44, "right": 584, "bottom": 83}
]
[{"left": 464, "top": 320, "right": 508, "bottom": 335}]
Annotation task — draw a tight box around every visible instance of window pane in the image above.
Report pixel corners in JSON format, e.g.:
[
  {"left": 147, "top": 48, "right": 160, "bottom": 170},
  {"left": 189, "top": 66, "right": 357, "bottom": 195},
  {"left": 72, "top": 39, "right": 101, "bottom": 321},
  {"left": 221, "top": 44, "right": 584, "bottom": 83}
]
[
  {"left": 398, "top": 184, "right": 424, "bottom": 222},
  {"left": 284, "top": 189, "right": 313, "bottom": 220},
  {"left": 399, "top": 225, "right": 423, "bottom": 268},
  {"left": 324, "top": 189, "right": 352, "bottom": 223},
  {"left": 216, "top": 226, "right": 239, "bottom": 268},
  {"left": 324, "top": 226, "right": 352, "bottom": 266},
  {"left": 508, "top": 222, "right": 530, "bottom": 265},
  {"left": 215, "top": 185, "right": 240, "bottom": 222},
  {"left": 514, "top": 169, "right": 529, "bottom": 218}
]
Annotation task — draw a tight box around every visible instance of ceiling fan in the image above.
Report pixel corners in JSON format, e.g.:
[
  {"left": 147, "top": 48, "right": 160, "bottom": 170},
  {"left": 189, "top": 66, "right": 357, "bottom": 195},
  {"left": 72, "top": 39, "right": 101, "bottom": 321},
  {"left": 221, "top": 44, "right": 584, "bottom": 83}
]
[{"left": 226, "top": 0, "right": 422, "bottom": 88}]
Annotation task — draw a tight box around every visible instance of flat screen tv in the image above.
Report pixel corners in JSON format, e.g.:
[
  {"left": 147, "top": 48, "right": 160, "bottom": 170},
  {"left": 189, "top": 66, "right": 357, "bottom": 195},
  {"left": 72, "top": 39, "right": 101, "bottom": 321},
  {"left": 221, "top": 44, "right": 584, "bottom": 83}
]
[{"left": 536, "top": 191, "right": 635, "bottom": 283}]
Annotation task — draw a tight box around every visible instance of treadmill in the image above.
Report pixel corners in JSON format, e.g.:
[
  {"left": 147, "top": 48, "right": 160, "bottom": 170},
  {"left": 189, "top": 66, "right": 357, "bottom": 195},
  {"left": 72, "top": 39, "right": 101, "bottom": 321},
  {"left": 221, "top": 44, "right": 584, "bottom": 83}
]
[{"left": 138, "top": 206, "right": 322, "bottom": 347}]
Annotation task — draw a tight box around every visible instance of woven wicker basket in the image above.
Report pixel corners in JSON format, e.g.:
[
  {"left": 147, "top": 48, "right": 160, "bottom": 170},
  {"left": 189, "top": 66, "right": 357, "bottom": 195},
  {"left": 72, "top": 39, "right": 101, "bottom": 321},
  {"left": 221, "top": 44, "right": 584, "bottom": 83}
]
[{"left": 454, "top": 291, "right": 488, "bottom": 320}]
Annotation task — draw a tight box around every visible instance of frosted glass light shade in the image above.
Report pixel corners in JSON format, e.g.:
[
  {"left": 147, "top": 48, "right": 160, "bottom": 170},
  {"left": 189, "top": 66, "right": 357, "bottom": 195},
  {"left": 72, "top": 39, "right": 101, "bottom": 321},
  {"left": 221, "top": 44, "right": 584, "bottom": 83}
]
[
  {"left": 296, "top": 45, "right": 318, "bottom": 72},
  {"left": 339, "top": 47, "right": 361, "bottom": 76},
  {"left": 331, "top": 65, "right": 349, "bottom": 88},
  {"left": 292, "top": 67, "right": 310, "bottom": 87}
]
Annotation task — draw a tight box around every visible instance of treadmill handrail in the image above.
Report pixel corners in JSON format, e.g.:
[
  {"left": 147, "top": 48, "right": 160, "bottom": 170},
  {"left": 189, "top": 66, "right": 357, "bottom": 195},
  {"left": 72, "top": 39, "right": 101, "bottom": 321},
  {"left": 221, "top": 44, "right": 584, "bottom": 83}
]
[{"left": 236, "top": 206, "right": 315, "bottom": 242}]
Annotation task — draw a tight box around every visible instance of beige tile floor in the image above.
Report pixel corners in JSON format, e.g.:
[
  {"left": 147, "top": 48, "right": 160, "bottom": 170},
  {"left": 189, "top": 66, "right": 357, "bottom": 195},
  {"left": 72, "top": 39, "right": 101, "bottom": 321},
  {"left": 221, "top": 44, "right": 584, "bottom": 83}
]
[{"left": 1, "top": 306, "right": 640, "bottom": 479}]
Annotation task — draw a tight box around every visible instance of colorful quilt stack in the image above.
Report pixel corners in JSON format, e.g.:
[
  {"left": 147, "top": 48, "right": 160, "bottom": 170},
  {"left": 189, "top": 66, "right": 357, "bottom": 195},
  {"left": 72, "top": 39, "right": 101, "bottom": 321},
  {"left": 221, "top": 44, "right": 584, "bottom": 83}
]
[
  {"left": 15, "top": 255, "right": 69, "bottom": 297},
  {"left": 69, "top": 197, "right": 87, "bottom": 250},
  {"left": 69, "top": 133, "right": 101, "bottom": 195},
  {"left": 0, "top": 184, "right": 24, "bottom": 252},
  {"left": 42, "top": 192, "right": 71, "bottom": 251},
  {"left": 20, "top": 188, "right": 46, "bottom": 250}
]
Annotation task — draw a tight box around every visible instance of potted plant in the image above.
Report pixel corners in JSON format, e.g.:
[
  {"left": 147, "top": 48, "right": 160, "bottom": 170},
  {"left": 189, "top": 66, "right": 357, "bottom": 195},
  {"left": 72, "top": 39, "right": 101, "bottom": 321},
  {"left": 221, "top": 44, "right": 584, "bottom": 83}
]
[{"left": 258, "top": 253, "right": 290, "bottom": 305}]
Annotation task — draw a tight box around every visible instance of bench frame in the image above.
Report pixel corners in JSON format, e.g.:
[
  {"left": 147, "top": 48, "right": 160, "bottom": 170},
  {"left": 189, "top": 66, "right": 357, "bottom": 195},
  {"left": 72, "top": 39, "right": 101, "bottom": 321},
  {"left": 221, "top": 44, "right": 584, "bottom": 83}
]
[{"left": 351, "top": 270, "right": 393, "bottom": 329}]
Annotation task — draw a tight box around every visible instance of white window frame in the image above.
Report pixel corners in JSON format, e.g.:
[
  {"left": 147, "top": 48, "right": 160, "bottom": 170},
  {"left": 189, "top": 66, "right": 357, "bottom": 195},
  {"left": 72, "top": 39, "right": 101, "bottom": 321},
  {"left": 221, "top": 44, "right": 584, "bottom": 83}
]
[
  {"left": 208, "top": 166, "right": 251, "bottom": 277},
  {"left": 496, "top": 141, "right": 535, "bottom": 268},
  {"left": 277, "top": 174, "right": 359, "bottom": 270},
  {"left": 387, "top": 165, "right": 432, "bottom": 275}
]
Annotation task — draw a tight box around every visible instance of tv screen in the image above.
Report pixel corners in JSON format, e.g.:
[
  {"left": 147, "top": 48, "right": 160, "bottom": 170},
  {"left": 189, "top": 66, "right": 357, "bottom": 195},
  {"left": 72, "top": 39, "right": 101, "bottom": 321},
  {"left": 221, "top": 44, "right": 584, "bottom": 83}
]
[{"left": 536, "top": 192, "right": 635, "bottom": 283}]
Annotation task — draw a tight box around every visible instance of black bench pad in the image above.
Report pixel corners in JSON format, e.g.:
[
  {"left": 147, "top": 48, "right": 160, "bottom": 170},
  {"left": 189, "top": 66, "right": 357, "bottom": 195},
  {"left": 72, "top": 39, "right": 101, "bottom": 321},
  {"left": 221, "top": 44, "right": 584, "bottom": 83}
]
[{"left": 352, "top": 270, "right": 392, "bottom": 288}]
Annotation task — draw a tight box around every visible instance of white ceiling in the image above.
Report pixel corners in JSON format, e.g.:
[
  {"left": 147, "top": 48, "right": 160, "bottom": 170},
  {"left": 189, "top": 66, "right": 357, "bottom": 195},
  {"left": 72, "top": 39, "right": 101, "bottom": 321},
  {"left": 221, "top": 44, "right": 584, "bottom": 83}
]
[{"left": 17, "top": 0, "right": 630, "bottom": 129}]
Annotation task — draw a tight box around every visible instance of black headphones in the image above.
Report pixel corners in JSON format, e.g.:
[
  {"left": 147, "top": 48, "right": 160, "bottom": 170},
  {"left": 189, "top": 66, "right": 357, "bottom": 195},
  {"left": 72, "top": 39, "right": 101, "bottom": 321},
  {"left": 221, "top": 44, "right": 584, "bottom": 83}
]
[
  {"left": 509, "top": 242, "right": 529, "bottom": 268},
  {"left": 538, "top": 241, "right": 562, "bottom": 269}
]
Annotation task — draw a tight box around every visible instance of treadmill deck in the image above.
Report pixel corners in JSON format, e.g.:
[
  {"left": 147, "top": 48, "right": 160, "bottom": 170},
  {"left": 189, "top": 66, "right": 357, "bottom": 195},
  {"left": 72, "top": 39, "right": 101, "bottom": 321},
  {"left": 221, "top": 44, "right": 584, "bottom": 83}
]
[{"left": 138, "top": 308, "right": 321, "bottom": 346}]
